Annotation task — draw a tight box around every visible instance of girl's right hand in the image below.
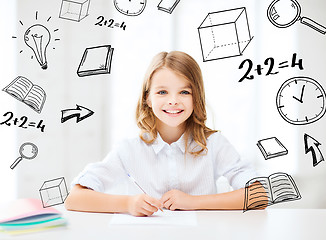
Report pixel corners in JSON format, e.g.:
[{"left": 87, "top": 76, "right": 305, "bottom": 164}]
[{"left": 127, "top": 194, "right": 163, "bottom": 217}]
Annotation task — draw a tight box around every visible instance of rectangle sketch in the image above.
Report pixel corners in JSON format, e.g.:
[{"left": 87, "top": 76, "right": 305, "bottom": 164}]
[
  {"left": 198, "top": 7, "right": 253, "bottom": 61},
  {"left": 157, "top": 0, "right": 180, "bottom": 14},
  {"left": 243, "top": 172, "right": 301, "bottom": 211},
  {"left": 77, "top": 45, "right": 114, "bottom": 77},
  {"left": 2, "top": 76, "right": 46, "bottom": 113},
  {"left": 257, "top": 137, "right": 288, "bottom": 160}
]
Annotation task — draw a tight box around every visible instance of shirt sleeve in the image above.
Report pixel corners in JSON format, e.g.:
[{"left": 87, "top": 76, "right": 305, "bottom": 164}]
[
  {"left": 70, "top": 142, "right": 127, "bottom": 193},
  {"left": 210, "top": 132, "right": 258, "bottom": 190}
]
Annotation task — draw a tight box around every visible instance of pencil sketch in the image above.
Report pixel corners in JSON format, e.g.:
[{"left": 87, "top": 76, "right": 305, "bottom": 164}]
[
  {"left": 304, "top": 133, "right": 324, "bottom": 167},
  {"left": 257, "top": 137, "right": 288, "bottom": 160},
  {"left": 276, "top": 76, "right": 326, "bottom": 125},
  {"left": 3, "top": 76, "right": 46, "bottom": 114},
  {"left": 113, "top": 0, "right": 147, "bottom": 16},
  {"left": 157, "top": 0, "right": 180, "bottom": 14},
  {"left": 12, "top": 11, "right": 60, "bottom": 69},
  {"left": 198, "top": 7, "right": 253, "bottom": 62},
  {"left": 59, "top": 0, "right": 90, "bottom": 22},
  {"left": 10, "top": 142, "right": 38, "bottom": 170},
  {"left": 39, "top": 177, "right": 69, "bottom": 208},
  {"left": 77, "top": 45, "right": 114, "bottom": 77},
  {"left": 61, "top": 104, "right": 94, "bottom": 123},
  {"left": 267, "top": 0, "right": 326, "bottom": 34},
  {"left": 243, "top": 172, "right": 301, "bottom": 212}
]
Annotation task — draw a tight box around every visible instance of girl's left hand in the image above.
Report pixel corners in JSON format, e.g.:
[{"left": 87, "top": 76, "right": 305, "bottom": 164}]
[{"left": 160, "top": 189, "right": 195, "bottom": 210}]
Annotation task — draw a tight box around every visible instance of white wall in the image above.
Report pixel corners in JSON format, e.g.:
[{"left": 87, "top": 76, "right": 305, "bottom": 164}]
[{"left": 1, "top": 0, "right": 325, "bottom": 208}]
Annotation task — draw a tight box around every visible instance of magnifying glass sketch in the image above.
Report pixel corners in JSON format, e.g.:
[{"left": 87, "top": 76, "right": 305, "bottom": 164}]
[
  {"left": 267, "top": 0, "right": 326, "bottom": 34},
  {"left": 10, "top": 142, "right": 38, "bottom": 170}
]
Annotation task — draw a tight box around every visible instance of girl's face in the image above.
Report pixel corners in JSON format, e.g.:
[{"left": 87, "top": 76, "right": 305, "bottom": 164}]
[{"left": 147, "top": 68, "right": 193, "bottom": 133}]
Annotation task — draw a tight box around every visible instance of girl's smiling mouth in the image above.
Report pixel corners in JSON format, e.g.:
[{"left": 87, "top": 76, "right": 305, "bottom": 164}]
[{"left": 163, "top": 109, "right": 184, "bottom": 114}]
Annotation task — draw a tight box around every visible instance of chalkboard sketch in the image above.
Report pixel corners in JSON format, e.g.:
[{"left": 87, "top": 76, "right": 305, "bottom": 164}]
[
  {"left": 157, "top": 0, "right": 180, "bottom": 14},
  {"left": 113, "top": 0, "right": 146, "bottom": 16},
  {"left": 276, "top": 76, "right": 326, "bottom": 125},
  {"left": 39, "top": 177, "right": 69, "bottom": 208},
  {"left": 24, "top": 24, "right": 51, "bottom": 70},
  {"left": 3, "top": 76, "right": 46, "bottom": 114},
  {"left": 267, "top": 0, "right": 326, "bottom": 34},
  {"left": 10, "top": 142, "right": 38, "bottom": 170},
  {"left": 12, "top": 11, "right": 60, "bottom": 69},
  {"left": 304, "top": 133, "right": 324, "bottom": 167},
  {"left": 198, "top": 7, "right": 253, "bottom": 62},
  {"left": 257, "top": 137, "right": 288, "bottom": 160},
  {"left": 77, "top": 45, "right": 114, "bottom": 77},
  {"left": 61, "top": 104, "right": 94, "bottom": 123},
  {"left": 243, "top": 172, "right": 301, "bottom": 212},
  {"left": 59, "top": 0, "right": 90, "bottom": 22}
]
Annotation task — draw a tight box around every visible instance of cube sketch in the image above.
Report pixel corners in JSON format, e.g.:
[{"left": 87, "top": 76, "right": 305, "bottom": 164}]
[
  {"left": 59, "top": 0, "right": 90, "bottom": 22},
  {"left": 39, "top": 177, "right": 69, "bottom": 208},
  {"left": 198, "top": 7, "right": 253, "bottom": 62}
]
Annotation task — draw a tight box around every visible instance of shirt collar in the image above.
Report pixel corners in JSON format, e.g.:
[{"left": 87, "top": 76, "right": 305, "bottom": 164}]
[{"left": 152, "top": 132, "right": 191, "bottom": 155}]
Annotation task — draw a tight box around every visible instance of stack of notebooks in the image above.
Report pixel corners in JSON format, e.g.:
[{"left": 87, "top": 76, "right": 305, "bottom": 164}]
[{"left": 0, "top": 198, "right": 67, "bottom": 236}]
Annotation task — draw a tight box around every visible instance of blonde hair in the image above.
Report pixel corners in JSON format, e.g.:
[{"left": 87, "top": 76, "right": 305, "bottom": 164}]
[{"left": 135, "top": 51, "right": 217, "bottom": 156}]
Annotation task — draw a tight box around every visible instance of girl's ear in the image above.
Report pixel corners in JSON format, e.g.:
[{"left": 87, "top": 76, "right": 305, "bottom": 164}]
[{"left": 146, "top": 93, "right": 152, "bottom": 108}]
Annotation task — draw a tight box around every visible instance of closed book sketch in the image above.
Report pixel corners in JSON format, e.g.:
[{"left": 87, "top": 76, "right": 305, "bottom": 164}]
[
  {"left": 3, "top": 76, "right": 46, "bottom": 113},
  {"left": 257, "top": 137, "right": 288, "bottom": 160},
  {"left": 77, "top": 45, "right": 114, "bottom": 77},
  {"left": 243, "top": 172, "right": 301, "bottom": 211}
]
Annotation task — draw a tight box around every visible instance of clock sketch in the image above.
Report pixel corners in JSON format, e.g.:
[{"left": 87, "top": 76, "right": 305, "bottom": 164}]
[
  {"left": 276, "top": 76, "right": 326, "bottom": 125},
  {"left": 113, "top": 0, "right": 147, "bottom": 16}
]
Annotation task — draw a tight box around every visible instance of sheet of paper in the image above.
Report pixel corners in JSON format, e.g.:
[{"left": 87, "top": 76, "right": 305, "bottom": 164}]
[{"left": 109, "top": 210, "right": 197, "bottom": 226}]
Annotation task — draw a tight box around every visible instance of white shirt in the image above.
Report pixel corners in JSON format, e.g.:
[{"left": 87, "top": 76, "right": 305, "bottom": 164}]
[{"left": 72, "top": 132, "right": 257, "bottom": 199}]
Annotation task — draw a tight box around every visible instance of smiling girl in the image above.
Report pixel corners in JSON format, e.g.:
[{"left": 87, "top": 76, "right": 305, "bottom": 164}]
[{"left": 65, "top": 51, "right": 260, "bottom": 216}]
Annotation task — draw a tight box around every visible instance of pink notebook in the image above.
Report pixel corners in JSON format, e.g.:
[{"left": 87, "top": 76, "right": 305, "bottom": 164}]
[{"left": 0, "top": 198, "right": 61, "bottom": 223}]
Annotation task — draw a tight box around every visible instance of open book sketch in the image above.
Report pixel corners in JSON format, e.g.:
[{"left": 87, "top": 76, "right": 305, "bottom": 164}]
[
  {"left": 3, "top": 76, "right": 46, "bottom": 113},
  {"left": 59, "top": 0, "right": 90, "bottom": 22},
  {"left": 157, "top": 0, "right": 180, "bottom": 14},
  {"left": 267, "top": 0, "right": 326, "bottom": 34},
  {"left": 257, "top": 137, "right": 288, "bottom": 160},
  {"left": 243, "top": 172, "right": 301, "bottom": 212},
  {"left": 77, "top": 45, "right": 114, "bottom": 77},
  {"left": 198, "top": 7, "right": 253, "bottom": 61},
  {"left": 304, "top": 133, "right": 324, "bottom": 167},
  {"left": 61, "top": 104, "right": 94, "bottom": 123}
]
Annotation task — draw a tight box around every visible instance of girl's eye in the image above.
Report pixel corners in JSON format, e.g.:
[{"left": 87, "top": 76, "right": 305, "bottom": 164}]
[
  {"left": 158, "top": 90, "right": 167, "bottom": 95},
  {"left": 181, "top": 90, "right": 191, "bottom": 95}
]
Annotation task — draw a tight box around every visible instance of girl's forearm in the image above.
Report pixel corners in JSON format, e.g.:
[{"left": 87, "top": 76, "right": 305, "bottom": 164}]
[
  {"left": 192, "top": 188, "right": 246, "bottom": 210},
  {"left": 64, "top": 184, "right": 130, "bottom": 213}
]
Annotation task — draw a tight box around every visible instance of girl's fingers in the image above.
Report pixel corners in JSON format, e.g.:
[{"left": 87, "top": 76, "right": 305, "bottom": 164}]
[{"left": 144, "top": 195, "right": 163, "bottom": 211}]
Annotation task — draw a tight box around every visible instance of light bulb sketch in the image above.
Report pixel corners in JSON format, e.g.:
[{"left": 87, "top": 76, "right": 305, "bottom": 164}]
[
  {"left": 12, "top": 11, "right": 60, "bottom": 70},
  {"left": 24, "top": 24, "right": 51, "bottom": 70}
]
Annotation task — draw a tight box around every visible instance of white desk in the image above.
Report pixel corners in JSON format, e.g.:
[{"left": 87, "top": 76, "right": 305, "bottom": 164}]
[{"left": 2, "top": 208, "right": 325, "bottom": 240}]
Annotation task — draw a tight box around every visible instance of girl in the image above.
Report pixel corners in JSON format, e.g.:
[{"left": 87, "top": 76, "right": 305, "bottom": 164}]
[{"left": 65, "top": 51, "right": 260, "bottom": 216}]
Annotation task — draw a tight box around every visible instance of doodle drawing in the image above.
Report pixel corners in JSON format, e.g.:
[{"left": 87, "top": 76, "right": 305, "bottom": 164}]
[
  {"left": 77, "top": 45, "right": 114, "bottom": 77},
  {"left": 198, "top": 7, "right": 253, "bottom": 62},
  {"left": 61, "top": 104, "right": 94, "bottom": 123},
  {"left": 39, "top": 177, "right": 69, "bottom": 208},
  {"left": 24, "top": 24, "right": 51, "bottom": 70},
  {"left": 243, "top": 172, "right": 301, "bottom": 212},
  {"left": 113, "top": 0, "right": 147, "bottom": 17},
  {"left": 257, "top": 137, "right": 288, "bottom": 160},
  {"left": 276, "top": 76, "right": 326, "bottom": 125},
  {"left": 10, "top": 142, "right": 38, "bottom": 170},
  {"left": 59, "top": 0, "right": 90, "bottom": 22},
  {"left": 267, "top": 0, "right": 326, "bottom": 34},
  {"left": 157, "top": 0, "right": 180, "bottom": 14},
  {"left": 3, "top": 76, "right": 46, "bottom": 114},
  {"left": 304, "top": 133, "right": 324, "bottom": 167}
]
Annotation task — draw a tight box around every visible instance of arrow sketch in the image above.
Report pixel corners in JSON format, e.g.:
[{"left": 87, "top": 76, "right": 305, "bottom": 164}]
[
  {"left": 304, "top": 133, "right": 324, "bottom": 167},
  {"left": 61, "top": 105, "right": 94, "bottom": 123}
]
